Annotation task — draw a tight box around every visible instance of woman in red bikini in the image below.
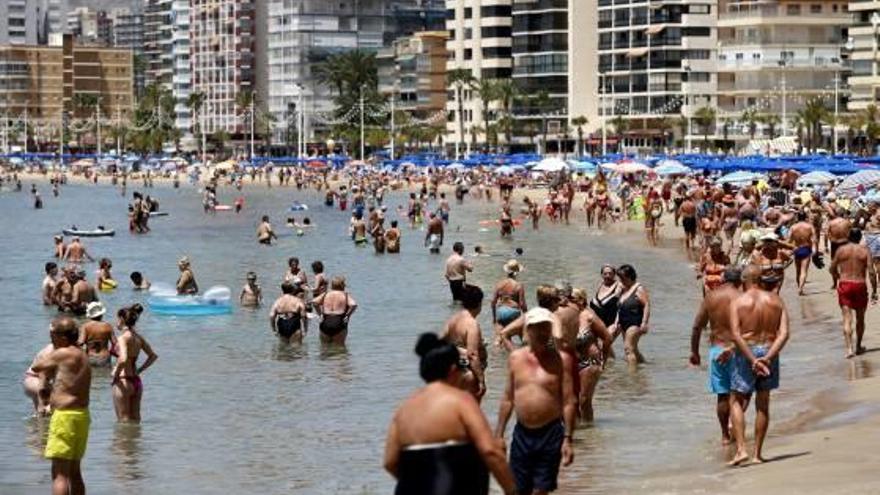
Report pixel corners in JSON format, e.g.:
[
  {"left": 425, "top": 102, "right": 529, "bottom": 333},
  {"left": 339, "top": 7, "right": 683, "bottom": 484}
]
[{"left": 111, "top": 304, "right": 158, "bottom": 423}]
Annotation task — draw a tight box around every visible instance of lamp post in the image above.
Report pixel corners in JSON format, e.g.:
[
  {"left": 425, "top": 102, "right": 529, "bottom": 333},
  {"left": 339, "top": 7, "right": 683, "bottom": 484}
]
[
  {"left": 390, "top": 84, "right": 396, "bottom": 160},
  {"left": 249, "top": 91, "right": 255, "bottom": 161},
  {"left": 359, "top": 85, "right": 366, "bottom": 160},
  {"left": 599, "top": 71, "right": 607, "bottom": 156},
  {"left": 683, "top": 63, "right": 692, "bottom": 152},
  {"left": 778, "top": 53, "right": 789, "bottom": 137}
]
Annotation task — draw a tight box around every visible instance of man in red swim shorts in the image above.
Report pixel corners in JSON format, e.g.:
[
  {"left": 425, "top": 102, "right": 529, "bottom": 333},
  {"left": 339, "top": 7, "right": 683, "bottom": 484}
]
[{"left": 831, "top": 229, "right": 877, "bottom": 358}]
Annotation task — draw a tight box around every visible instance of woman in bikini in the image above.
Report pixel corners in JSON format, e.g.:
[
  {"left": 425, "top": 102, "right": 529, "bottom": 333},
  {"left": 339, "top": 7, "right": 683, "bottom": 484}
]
[
  {"left": 611, "top": 265, "right": 651, "bottom": 365},
  {"left": 571, "top": 289, "right": 612, "bottom": 421},
  {"left": 749, "top": 233, "right": 793, "bottom": 293},
  {"left": 112, "top": 304, "right": 158, "bottom": 423},
  {"left": 699, "top": 237, "right": 730, "bottom": 296},
  {"left": 491, "top": 260, "right": 527, "bottom": 336},
  {"left": 313, "top": 276, "right": 358, "bottom": 345}
]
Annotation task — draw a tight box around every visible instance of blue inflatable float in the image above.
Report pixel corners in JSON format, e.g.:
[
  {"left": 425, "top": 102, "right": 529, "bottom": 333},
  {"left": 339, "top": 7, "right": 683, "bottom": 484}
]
[
  {"left": 289, "top": 202, "right": 309, "bottom": 211},
  {"left": 147, "top": 286, "right": 232, "bottom": 316}
]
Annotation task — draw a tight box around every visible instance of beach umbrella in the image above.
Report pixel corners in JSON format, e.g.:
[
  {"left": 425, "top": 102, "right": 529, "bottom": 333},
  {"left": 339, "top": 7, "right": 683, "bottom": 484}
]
[
  {"left": 605, "top": 160, "right": 651, "bottom": 174},
  {"left": 570, "top": 161, "right": 597, "bottom": 173},
  {"left": 494, "top": 165, "right": 516, "bottom": 175},
  {"left": 797, "top": 170, "right": 837, "bottom": 187},
  {"left": 533, "top": 157, "right": 569, "bottom": 172},
  {"left": 447, "top": 162, "right": 466, "bottom": 171},
  {"left": 653, "top": 161, "right": 691, "bottom": 176},
  {"left": 716, "top": 171, "right": 765, "bottom": 186},
  {"left": 837, "top": 170, "right": 880, "bottom": 197}
]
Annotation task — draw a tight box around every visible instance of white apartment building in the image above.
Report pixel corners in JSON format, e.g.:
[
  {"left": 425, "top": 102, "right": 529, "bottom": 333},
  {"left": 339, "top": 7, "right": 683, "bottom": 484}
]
[
  {"left": 597, "top": 0, "right": 717, "bottom": 149},
  {"left": 259, "top": 0, "right": 444, "bottom": 144},
  {"left": 717, "top": 0, "right": 849, "bottom": 142},
  {"left": 512, "top": 0, "right": 597, "bottom": 150},
  {"left": 0, "top": 0, "right": 39, "bottom": 45},
  {"left": 445, "top": 0, "right": 513, "bottom": 150},
  {"left": 190, "top": 0, "right": 255, "bottom": 135},
  {"left": 849, "top": 2, "right": 880, "bottom": 111},
  {"left": 143, "top": 0, "right": 193, "bottom": 137}
]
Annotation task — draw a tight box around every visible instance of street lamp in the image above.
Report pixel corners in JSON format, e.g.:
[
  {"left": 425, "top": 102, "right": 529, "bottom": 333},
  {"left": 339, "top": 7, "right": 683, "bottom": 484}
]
[
  {"left": 598, "top": 71, "right": 607, "bottom": 156},
  {"left": 683, "top": 63, "right": 692, "bottom": 152},
  {"left": 778, "top": 52, "right": 790, "bottom": 137}
]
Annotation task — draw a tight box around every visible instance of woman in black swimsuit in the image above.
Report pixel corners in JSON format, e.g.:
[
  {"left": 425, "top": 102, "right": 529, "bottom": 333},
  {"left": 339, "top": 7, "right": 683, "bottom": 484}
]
[
  {"left": 589, "top": 265, "right": 620, "bottom": 328},
  {"left": 313, "top": 276, "right": 357, "bottom": 345},
  {"left": 572, "top": 289, "right": 612, "bottom": 421},
  {"left": 270, "top": 281, "right": 308, "bottom": 343},
  {"left": 383, "top": 333, "right": 517, "bottom": 495},
  {"left": 612, "top": 264, "right": 651, "bottom": 365}
]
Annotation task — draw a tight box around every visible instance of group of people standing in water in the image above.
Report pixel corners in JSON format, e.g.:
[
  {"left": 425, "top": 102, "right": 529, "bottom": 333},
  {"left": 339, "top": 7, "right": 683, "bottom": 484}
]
[{"left": 16, "top": 162, "right": 880, "bottom": 494}]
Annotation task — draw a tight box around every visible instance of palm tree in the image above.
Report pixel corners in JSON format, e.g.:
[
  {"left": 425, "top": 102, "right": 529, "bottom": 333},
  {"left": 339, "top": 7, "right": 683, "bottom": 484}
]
[
  {"left": 473, "top": 78, "right": 498, "bottom": 145},
  {"left": 655, "top": 117, "right": 674, "bottom": 150},
  {"left": 571, "top": 116, "right": 588, "bottom": 157},
  {"left": 447, "top": 69, "right": 475, "bottom": 157},
  {"left": 212, "top": 129, "right": 230, "bottom": 157},
  {"left": 741, "top": 108, "right": 760, "bottom": 141},
  {"left": 799, "top": 97, "right": 829, "bottom": 153},
  {"left": 693, "top": 106, "right": 716, "bottom": 148},
  {"left": 676, "top": 116, "right": 689, "bottom": 149},
  {"left": 532, "top": 90, "right": 552, "bottom": 154},
  {"left": 610, "top": 115, "right": 628, "bottom": 152},
  {"left": 758, "top": 114, "right": 780, "bottom": 139},
  {"left": 864, "top": 105, "right": 880, "bottom": 154},
  {"left": 494, "top": 79, "right": 518, "bottom": 151},
  {"left": 188, "top": 91, "right": 206, "bottom": 155}
]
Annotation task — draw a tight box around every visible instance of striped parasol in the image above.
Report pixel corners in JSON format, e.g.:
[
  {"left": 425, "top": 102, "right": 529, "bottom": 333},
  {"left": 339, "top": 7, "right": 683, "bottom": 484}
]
[{"left": 836, "top": 170, "right": 880, "bottom": 197}]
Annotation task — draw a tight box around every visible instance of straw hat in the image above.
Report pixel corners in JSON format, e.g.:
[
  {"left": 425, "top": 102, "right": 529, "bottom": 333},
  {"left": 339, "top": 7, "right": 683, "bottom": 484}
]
[
  {"left": 178, "top": 256, "right": 190, "bottom": 267},
  {"left": 503, "top": 259, "right": 522, "bottom": 275}
]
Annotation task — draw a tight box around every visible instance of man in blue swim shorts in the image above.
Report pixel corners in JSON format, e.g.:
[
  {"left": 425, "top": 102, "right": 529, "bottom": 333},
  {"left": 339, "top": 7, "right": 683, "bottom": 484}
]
[
  {"left": 690, "top": 268, "right": 743, "bottom": 445},
  {"left": 728, "top": 266, "right": 790, "bottom": 466},
  {"left": 788, "top": 211, "right": 817, "bottom": 295}
]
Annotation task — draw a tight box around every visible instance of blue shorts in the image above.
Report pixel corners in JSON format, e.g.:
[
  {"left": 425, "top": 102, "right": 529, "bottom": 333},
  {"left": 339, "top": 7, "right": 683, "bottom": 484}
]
[
  {"left": 793, "top": 245, "right": 812, "bottom": 260},
  {"left": 731, "top": 345, "right": 779, "bottom": 394},
  {"left": 708, "top": 345, "right": 732, "bottom": 395},
  {"left": 510, "top": 421, "right": 563, "bottom": 494},
  {"left": 496, "top": 306, "right": 521, "bottom": 326}
]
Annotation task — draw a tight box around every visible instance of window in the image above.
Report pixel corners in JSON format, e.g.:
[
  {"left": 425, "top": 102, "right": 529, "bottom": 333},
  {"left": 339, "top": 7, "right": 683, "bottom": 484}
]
[
  {"left": 688, "top": 5, "right": 710, "bottom": 14},
  {"left": 464, "top": 48, "right": 472, "bottom": 60},
  {"left": 810, "top": 4, "right": 822, "bottom": 14},
  {"left": 464, "top": 28, "right": 472, "bottom": 40},
  {"left": 483, "top": 47, "right": 511, "bottom": 58},
  {"left": 686, "top": 72, "right": 710, "bottom": 82},
  {"left": 686, "top": 50, "right": 710, "bottom": 60},
  {"left": 464, "top": 8, "right": 472, "bottom": 19},
  {"left": 752, "top": 53, "right": 761, "bottom": 60},
  {"left": 481, "top": 67, "right": 512, "bottom": 79},
  {"left": 482, "top": 26, "right": 512, "bottom": 38},
  {"left": 786, "top": 4, "right": 801, "bottom": 15},
  {"left": 481, "top": 5, "right": 512, "bottom": 17},
  {"left": 682, "top": 27, "right": 710, "bottom": 37},
  {"left": 735, "top": 53, "right": 743, "bottom": 60}
]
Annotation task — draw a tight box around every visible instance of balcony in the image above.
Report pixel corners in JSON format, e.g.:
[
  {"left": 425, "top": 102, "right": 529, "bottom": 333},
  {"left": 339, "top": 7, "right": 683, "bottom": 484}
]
[{"left": 718, "top": 5, "right": 851, "bottom": 27}]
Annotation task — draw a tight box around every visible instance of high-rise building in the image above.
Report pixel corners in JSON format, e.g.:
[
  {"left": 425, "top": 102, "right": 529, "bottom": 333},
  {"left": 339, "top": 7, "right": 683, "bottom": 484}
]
[
  {"left": 258, "top": 0, "right": 445, "bottom": 144},
  {"left": 109, "top": 7, "right": 145, "bottom": 97},
  {"left": 512, "top": 0, "right": 597, "bottom": 152},
  {"left": 377, "top": 30, "right": 449, "bottom": 117},
  {"left": 445, "top": 0, "right": 513, "bottom": 150},
  {"left": 143, "top": 0, "right": 191, "bottom": 136},
  {"left": 848, "top": 2, "right": 878, "bottom": 112},
  {"left": 597, "top": 1, "right": 718, "bottom": 151},
  {"left": 0, "top": 34, "right": 134, "bottom": 150},
  {"left": 66, "top": 7, "right": 113, "bottom": 45},
  {"left": 0, "top": 0, "right": 40, "bottom": 46},
  {"left": 190, "top": 0, "right": 255, "bottom": 135},
  {"left": 717, "top": 0, "right": 849, "bottom": 147}
]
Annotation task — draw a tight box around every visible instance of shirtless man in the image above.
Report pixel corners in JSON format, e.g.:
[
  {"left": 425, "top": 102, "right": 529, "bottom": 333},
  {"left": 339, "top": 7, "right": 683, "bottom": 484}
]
[
  {"left": 827, "top": 212, "right": 852, "bottom": 289},
  {"left": 64, "top": 237, "right": 94, "bottom": 264},
  {"left": 43, "top": 262, "right": 59, "bottom": 306},
  {"left": 496, "top": 307, "right": 576, "bottom": 495},
  {"left": 441, "top": 284, "right": 488, "bottom": 401},
  {"left": 438, "top": 192, "right": 451, "bottom": 223},
  {"left": 68, "top": 271, "right": 97, "bottom": 316},
  {"left": 831, "top": 229, "right": 878, "bottom": 358},
  {"left": 269, "top": 281, "right": 308, "bottom": 342},
  {"left": 728, "top": 265, "right": 790, "bottom": 466},
  {"left": 690, "top": 268, "right": 743, "bottom": 445},
  {"left": 257, "top": 215, "right": 277, "bottom": 245},
  {"left": 549, "top": 283, "right": 582, "bottom": 402},
  {"left": 30, "top": 317, "right": 92, "bottom": 495},
  {"left": 239, "top": 272, "right": 262, "bottom": 307},
  {"left": 352, "top": 212, "right": 368, "bottom": 246},
  {"left": 385, "top": 220, "right": 401, "bottom": 253},
  {"left": 78, "top": 302, "right": 115, "bottom": 367},
  {"left": 425, "top": 213, "right": 444, "bottom": 254},
  {"left": 445, "top": 242, "right": 473, "bottom": 302},
  {"left": 680, "top": 193, "right": 698, "bottom": 253},
  {"left": 788, "top": 211, "right": 818, "bottom": 295},
  {"left": 525, "top": 196, "right": 541, "bottom": 230},
  {"left": 176, "top": 257, "right": 199, "bottom": 295}
]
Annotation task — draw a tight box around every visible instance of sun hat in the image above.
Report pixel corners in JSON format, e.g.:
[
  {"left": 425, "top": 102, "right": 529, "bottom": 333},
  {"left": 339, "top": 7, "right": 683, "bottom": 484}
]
[
  {"left": 503, "top": 259, "right": 522, "bottom": 275},
  {"left": 86, "top": 301, "right": 106, "bottom": 319},
  {"left": 525, "top": 307, "right": 554, "bottom": 327}
]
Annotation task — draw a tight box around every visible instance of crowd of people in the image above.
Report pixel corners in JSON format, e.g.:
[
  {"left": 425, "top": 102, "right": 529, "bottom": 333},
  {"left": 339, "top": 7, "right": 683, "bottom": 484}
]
[{"left": 9, "top": 161, "right": 880, "bottom": 494}]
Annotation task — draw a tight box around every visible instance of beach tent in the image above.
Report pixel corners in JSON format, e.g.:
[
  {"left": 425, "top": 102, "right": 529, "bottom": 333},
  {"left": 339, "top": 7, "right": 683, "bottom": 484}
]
[
  {"left": 837, "top": 170, "right": 880, "bottom": 197},
  {"left": 797, "top": 170, "right": 837, "bottom": 187},
  {"left": 533, "top": 157, "right": 569, "bottom": 172}
]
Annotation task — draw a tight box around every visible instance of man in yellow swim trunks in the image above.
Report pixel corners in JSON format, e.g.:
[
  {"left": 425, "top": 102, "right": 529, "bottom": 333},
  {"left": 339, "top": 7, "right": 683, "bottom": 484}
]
[{"left": 31, "top": 316, "right": 92, "bottom": 495}]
